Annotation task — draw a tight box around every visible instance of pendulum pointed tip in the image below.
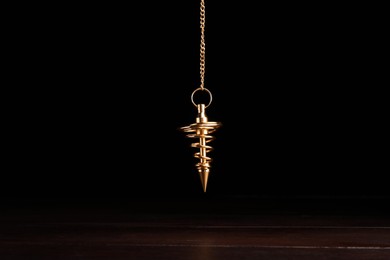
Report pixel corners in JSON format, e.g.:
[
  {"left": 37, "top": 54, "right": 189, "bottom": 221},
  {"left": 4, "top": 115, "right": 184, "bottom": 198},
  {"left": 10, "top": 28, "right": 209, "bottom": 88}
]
[
  {"left": 202, "top": 181, "right": 207, "bottom": 193},
  {"left": 199, "top": 169, "right": 209, "bottom": 193}
]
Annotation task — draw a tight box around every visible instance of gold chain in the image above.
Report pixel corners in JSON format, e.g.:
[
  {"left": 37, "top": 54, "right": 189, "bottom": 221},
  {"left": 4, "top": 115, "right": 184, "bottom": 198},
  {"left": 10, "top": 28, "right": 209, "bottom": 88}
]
[{"left": 200, "top": 0, "right": 206, "bottom": 90}]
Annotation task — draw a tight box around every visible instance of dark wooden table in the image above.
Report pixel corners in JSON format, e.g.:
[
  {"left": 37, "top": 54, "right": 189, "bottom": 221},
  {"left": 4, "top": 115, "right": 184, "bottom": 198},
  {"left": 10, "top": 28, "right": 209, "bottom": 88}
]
[{"left": 1, "top": 197, "right": 389, "bottom": 259}]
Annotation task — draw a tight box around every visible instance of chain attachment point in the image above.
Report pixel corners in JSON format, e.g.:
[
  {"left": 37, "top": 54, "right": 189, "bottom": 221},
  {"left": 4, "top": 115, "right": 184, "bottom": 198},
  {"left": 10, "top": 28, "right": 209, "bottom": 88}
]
[{"left": 191, "top": 87, "right": 213, "bottom": 108}]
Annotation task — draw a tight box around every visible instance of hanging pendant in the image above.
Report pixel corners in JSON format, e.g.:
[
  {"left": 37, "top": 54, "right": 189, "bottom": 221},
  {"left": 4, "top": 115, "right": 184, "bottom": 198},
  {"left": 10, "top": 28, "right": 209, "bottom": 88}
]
[
  {"left": 180, "top": 0, "right": 221, "bottom": 192},
  {"left": 180, "top": 88, "right": 222, "bottom": 192}
]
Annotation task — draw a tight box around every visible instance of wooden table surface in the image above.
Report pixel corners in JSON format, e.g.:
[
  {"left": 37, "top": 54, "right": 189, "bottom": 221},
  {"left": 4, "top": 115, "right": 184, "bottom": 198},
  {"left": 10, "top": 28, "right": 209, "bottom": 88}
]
[{"left": 1, "top": 197, "right": 389, "bottom": 259}]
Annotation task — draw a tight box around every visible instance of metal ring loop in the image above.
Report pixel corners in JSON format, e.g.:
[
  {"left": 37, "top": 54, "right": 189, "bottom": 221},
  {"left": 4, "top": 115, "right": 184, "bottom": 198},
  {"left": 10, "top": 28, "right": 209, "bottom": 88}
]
[{"left": 191, "top": 87, "right": 213, "bottom": 108}]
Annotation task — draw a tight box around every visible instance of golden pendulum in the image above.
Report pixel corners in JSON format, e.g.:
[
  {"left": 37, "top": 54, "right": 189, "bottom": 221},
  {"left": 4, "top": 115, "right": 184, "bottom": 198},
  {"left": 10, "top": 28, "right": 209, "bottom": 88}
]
[{"left": 180, "top": 0, "right": 222, "bottom": 193}]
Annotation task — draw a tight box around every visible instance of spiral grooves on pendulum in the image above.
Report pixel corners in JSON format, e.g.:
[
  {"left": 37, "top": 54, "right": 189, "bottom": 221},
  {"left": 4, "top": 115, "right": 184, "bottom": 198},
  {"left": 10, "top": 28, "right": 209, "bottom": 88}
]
[{"left": 180, "top": 103, "right": 222, "bottom": 192}]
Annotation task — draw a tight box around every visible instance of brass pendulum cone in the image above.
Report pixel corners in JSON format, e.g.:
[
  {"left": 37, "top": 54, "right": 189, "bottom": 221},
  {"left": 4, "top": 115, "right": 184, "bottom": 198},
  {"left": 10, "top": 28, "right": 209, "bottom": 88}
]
[
  {"left": 199, "top": 169, "right": 209, "bottom": 193},
  {"left": 180, "top": 102, "right": 221, "bottom": 192}
]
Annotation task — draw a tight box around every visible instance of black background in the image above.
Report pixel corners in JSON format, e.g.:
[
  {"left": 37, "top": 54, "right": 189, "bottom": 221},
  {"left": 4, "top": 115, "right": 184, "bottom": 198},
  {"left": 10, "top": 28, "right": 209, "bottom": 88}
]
[{"left": 2, "top": 1, "right": 389, "bottom": 205}]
